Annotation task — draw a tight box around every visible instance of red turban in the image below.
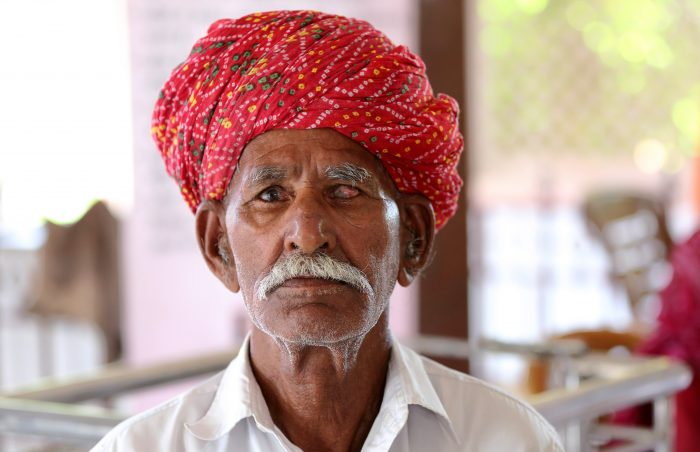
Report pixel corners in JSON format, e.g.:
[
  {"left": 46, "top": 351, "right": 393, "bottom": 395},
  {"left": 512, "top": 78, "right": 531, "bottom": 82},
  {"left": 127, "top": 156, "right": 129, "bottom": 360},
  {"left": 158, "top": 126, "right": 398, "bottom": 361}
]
[{"left": 152, "top": 10, "right": 463, "bottom": 229}]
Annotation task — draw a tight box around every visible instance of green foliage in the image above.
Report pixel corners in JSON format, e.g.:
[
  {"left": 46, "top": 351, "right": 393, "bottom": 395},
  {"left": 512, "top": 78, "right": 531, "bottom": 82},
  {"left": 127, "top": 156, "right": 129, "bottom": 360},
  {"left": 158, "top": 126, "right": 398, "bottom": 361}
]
[{"left": 478, "top": 0, "right": 700, "bottom": 158}]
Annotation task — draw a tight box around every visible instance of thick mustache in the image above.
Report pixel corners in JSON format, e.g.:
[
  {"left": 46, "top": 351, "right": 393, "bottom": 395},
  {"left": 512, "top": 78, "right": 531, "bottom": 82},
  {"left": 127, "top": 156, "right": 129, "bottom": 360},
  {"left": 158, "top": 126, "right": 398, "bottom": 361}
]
[{"left": 254, "top": 253, "right": 374, "bottom": 300}]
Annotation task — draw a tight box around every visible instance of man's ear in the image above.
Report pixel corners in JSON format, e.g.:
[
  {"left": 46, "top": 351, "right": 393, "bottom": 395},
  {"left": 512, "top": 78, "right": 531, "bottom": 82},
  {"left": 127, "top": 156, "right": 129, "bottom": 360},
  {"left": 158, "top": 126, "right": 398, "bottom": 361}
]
[
  {"left": 397, "top": 194, "right": 436, "bottom": 286},
  {"left": 195, "top": 200, "right": 240, "bottom": 292}
]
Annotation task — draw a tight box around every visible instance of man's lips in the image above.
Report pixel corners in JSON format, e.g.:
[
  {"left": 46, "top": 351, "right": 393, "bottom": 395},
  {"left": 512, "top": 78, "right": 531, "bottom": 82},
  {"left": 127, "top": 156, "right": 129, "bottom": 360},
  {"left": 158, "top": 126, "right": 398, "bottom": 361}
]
[{"left": 278, "top": 277, "right": 348, "bottom": 289}]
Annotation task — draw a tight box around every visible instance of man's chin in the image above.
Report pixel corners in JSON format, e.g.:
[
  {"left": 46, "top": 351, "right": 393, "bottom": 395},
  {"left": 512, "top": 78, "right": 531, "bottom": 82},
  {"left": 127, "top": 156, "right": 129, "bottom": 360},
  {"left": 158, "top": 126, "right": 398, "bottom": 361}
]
[
  {"left": 246, "top": 292, "right": 385, "bottom": 347},
  {"left": 255, "top": 319, "right": 370, "bottom": 347}
]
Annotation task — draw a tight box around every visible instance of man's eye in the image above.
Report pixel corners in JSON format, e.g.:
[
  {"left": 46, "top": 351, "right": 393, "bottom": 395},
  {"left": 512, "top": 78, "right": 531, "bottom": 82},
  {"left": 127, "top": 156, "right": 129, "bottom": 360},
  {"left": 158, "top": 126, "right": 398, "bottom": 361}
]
[
  {"left": 332, "top": 185, "right": 360, "bottom": 199},
  {"left": 259, "top": 186, "right": 286, "bottom": 202}
]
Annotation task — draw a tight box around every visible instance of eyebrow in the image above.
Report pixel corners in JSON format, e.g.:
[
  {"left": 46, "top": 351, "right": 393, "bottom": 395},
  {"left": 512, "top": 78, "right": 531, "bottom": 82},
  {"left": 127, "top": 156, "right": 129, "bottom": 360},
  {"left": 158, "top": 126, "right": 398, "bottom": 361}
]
[
  {"left": 247, "top": 166, "right": 288, "bottom": 186},
  {"left": 325, "top": 163, "right": 372, "bottom": 186}
]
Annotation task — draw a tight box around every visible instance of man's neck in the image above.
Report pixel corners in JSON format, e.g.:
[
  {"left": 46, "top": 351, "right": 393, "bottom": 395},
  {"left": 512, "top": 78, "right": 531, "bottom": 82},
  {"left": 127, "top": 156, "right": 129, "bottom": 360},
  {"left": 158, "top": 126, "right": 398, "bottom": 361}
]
[{"left": 249, "top": 315, "right": 392, "bottom": 452}]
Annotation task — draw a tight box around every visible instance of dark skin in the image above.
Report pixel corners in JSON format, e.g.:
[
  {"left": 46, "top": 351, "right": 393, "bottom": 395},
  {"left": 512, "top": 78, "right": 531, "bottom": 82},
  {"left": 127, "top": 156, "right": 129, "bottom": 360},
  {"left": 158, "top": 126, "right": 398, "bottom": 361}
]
[{"left": 195, "top": 128, "right": 436, "bottom": 452}]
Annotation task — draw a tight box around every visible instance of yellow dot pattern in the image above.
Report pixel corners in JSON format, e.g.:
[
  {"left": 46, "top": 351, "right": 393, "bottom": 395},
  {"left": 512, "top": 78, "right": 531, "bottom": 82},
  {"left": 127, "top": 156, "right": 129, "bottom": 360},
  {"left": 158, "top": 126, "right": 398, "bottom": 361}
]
[{"left": 152, "top": 10, "right": 463, "bottom": 230}]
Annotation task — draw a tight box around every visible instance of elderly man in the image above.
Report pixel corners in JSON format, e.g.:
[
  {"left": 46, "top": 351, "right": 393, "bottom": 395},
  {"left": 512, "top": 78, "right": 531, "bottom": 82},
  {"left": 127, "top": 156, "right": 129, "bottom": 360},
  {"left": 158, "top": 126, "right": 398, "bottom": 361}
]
[{"left": 94, "top": 10, "right": 562, "bottom": 452}]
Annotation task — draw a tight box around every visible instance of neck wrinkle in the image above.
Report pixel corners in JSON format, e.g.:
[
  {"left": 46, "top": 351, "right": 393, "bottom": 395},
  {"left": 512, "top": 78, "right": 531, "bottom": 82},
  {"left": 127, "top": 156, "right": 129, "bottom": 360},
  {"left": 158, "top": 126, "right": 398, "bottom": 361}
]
[{"left": 248, "top": 314, "right": 392, "bottom": 452}]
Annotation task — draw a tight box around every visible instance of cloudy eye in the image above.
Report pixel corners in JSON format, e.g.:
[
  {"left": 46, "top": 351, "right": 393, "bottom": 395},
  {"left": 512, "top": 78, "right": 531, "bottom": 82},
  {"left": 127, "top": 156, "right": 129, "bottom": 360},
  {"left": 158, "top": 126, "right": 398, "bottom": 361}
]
[
  {"left": 259, "top": 186, "right": 286, "bottom": 202},
  {"left": 332, "top": 185, "right": 360, "bottom": 199}
]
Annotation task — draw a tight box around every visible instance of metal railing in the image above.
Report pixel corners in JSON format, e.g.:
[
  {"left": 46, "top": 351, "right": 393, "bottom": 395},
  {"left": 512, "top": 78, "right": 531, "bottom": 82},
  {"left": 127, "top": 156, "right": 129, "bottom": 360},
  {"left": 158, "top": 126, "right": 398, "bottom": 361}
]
[
  {"left": 0, "top": 336, "right": 692, "bottom": 451},
  {"left": 0, "top": 397, "right": 120, "bottom": 444},
  {"left": 409, "top": 335, "right": 691, "bottom": 452},
  {"left": 8, "top": 349, "right": 238, "bottom": 403},
  {"left": 529, "top": 356, "right": 689, "bottom": 452},
  {"left": 0, "top": 348, "right": 238, "bottom": 446}
]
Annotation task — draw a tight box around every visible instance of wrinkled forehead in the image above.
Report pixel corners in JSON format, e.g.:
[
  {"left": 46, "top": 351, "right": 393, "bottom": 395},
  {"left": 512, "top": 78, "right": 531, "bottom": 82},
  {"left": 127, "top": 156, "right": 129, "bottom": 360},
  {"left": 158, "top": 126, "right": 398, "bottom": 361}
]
[{"left": 231, "top": 128, "right": 399, "bottom": 193}]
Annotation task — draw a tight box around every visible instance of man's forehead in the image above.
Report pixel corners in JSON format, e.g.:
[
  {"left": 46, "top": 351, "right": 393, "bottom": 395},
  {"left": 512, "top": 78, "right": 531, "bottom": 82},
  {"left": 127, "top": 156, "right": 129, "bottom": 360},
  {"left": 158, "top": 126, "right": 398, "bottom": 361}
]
[
  {"left": 234, "top": 129, "right": 388, "bottom": 182},
  {"left": 242, "top": 162, "right": 372, "bottom": 188}
]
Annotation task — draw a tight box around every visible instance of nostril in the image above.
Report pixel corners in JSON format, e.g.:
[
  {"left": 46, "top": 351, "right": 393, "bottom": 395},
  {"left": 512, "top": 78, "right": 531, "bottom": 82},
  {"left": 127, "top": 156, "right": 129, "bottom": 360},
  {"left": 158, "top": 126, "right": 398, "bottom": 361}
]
[{"left": 319, "top": 242, "right": 329, "bottom": 250}]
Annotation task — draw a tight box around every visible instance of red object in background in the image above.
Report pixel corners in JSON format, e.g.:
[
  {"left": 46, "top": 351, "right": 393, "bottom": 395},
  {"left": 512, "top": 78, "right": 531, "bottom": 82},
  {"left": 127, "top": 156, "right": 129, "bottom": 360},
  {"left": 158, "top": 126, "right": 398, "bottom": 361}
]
[{"left": 636, "top": 230, "right": 700, "bottom": 452}]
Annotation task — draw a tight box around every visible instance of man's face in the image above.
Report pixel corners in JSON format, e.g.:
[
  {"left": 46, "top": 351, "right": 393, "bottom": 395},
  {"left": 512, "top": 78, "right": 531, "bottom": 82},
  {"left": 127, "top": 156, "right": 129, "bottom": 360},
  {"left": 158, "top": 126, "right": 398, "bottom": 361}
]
[{"left": 223, "top": 128, "right": 402, "bottom": 345}]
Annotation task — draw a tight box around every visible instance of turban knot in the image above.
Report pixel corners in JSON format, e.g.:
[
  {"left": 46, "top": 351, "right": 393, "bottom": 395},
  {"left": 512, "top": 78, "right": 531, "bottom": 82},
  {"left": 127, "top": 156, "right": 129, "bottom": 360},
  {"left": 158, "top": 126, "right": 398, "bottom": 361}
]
[{"left": 152, "top": 10, "right": 463, "bottom": 229}]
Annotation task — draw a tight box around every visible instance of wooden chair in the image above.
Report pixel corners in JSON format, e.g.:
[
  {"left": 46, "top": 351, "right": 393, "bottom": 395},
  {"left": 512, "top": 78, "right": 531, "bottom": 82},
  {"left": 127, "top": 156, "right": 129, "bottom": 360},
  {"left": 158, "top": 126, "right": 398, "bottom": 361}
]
[
  {"left": 583, "top": 191, "right": 673, "bottom": 318},
  {"left": 526, "top": 191, "right": 673, "bottom": 394},
  {"left": 526, "top": 329, "right": 645, "bottom": 394},
  {"left": 26, "top": 201, "right": 122, "bottom": 366}
]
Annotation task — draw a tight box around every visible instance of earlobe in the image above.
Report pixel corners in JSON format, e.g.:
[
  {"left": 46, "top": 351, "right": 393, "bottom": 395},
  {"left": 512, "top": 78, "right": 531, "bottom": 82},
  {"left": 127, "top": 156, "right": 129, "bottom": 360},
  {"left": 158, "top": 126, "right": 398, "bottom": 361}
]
[
  {"left": 195, "top": 201, "right": 240, "bottom": 292},
  {"left": 397, "top": 267, "right": 415, "bottom": 286},
  {"left": 396, "top": 194, "right": 436, "bottom": 287}
]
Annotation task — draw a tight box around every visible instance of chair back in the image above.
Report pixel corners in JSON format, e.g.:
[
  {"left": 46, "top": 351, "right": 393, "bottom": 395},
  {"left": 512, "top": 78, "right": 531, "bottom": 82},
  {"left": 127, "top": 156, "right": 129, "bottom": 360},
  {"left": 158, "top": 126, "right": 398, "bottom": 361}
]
[{"left": 583, "top": 191, "right": 673, "bottom": 316}]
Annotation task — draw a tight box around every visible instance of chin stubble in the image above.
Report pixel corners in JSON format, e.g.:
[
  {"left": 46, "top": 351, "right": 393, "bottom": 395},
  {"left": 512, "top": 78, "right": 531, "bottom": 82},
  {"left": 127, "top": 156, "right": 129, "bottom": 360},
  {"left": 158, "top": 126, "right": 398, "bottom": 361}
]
[{"left": 240, "top": 251, "right": 395, "bottom": 371}]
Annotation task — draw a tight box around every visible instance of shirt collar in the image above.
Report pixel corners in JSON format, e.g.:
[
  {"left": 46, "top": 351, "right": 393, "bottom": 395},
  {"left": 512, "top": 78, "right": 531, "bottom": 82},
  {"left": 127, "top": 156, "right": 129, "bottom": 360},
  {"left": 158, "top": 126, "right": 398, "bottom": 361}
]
[
  {"left": 185, "top": 334, "right": 458, "bottom": 443},
  {"left": 185, "top": 334, "right": 277, "bottom": 440},
  {"left": 388, "top": 338, "right": 459, "bottom": 442}
]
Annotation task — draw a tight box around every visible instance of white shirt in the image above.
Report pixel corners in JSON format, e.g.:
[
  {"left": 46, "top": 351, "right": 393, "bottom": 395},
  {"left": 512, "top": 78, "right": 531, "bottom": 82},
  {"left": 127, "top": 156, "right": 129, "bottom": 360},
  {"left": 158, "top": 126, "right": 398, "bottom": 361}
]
[{"left": 92, "top": 336, "right": 563, "bottom": 451}]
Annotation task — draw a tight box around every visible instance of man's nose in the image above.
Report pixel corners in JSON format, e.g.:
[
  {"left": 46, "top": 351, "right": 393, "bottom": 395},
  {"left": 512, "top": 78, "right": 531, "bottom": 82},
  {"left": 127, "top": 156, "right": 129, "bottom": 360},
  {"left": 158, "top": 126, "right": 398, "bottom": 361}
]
[{"left": 284, "top": 193, "right": 336, "bottom": 254}]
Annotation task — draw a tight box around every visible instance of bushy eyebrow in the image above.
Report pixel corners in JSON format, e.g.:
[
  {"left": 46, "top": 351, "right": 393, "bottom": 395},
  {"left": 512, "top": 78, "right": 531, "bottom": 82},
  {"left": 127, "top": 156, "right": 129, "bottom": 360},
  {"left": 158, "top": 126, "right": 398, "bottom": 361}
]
[
  {"left": 325, "top": 163, "right": 372, "bottom": 186},
  {"left": 247, "top": 166, "right": 288, "bottom": 186}
]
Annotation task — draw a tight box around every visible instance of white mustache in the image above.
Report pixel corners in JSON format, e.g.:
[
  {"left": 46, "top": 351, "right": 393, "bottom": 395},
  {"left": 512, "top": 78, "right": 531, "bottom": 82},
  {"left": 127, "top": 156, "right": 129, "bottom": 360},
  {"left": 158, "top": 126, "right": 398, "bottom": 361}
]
[{"left": 254, "top": 253, "right": 374, "bottom": 300}]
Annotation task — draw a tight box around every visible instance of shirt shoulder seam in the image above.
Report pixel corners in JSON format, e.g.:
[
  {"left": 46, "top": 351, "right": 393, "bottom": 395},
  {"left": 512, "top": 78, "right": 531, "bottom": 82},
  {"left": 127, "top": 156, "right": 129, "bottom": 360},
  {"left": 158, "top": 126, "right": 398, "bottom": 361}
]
[
  {"left": 421, "top": 356, "right": 561, "bottom": 439},
  {"left": 100, "top": 374, "right": 223, "bottom": 447}
]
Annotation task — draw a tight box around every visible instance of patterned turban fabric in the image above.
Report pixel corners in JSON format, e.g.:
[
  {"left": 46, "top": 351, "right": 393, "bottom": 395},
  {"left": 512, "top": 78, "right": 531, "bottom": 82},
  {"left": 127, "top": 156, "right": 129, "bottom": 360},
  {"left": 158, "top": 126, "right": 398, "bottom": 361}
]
[{"left": 152, "top": 10, "right": 463, "bottom": 229}]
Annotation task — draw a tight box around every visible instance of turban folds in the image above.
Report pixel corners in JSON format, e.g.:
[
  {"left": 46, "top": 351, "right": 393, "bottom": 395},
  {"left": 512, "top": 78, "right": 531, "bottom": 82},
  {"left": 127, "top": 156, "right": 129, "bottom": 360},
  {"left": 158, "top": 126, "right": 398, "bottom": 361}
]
[{"left": 152, "top": 10, "right": 463, "bottom": 229}]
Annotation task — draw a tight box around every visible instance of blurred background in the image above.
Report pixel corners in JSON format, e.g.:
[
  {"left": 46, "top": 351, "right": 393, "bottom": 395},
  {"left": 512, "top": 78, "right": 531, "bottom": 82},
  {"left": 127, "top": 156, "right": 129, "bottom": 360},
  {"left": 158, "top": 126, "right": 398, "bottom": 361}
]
[{"left": 0, "top": 0, "right": 698, "bottom": 450}]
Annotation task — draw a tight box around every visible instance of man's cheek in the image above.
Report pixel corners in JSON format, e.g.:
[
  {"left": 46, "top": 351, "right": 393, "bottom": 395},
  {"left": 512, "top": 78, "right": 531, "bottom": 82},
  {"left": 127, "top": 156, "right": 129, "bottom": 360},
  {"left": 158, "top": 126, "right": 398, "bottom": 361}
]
[{"left": 231, "top": 252, "right": 257, "bottom": 299}]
